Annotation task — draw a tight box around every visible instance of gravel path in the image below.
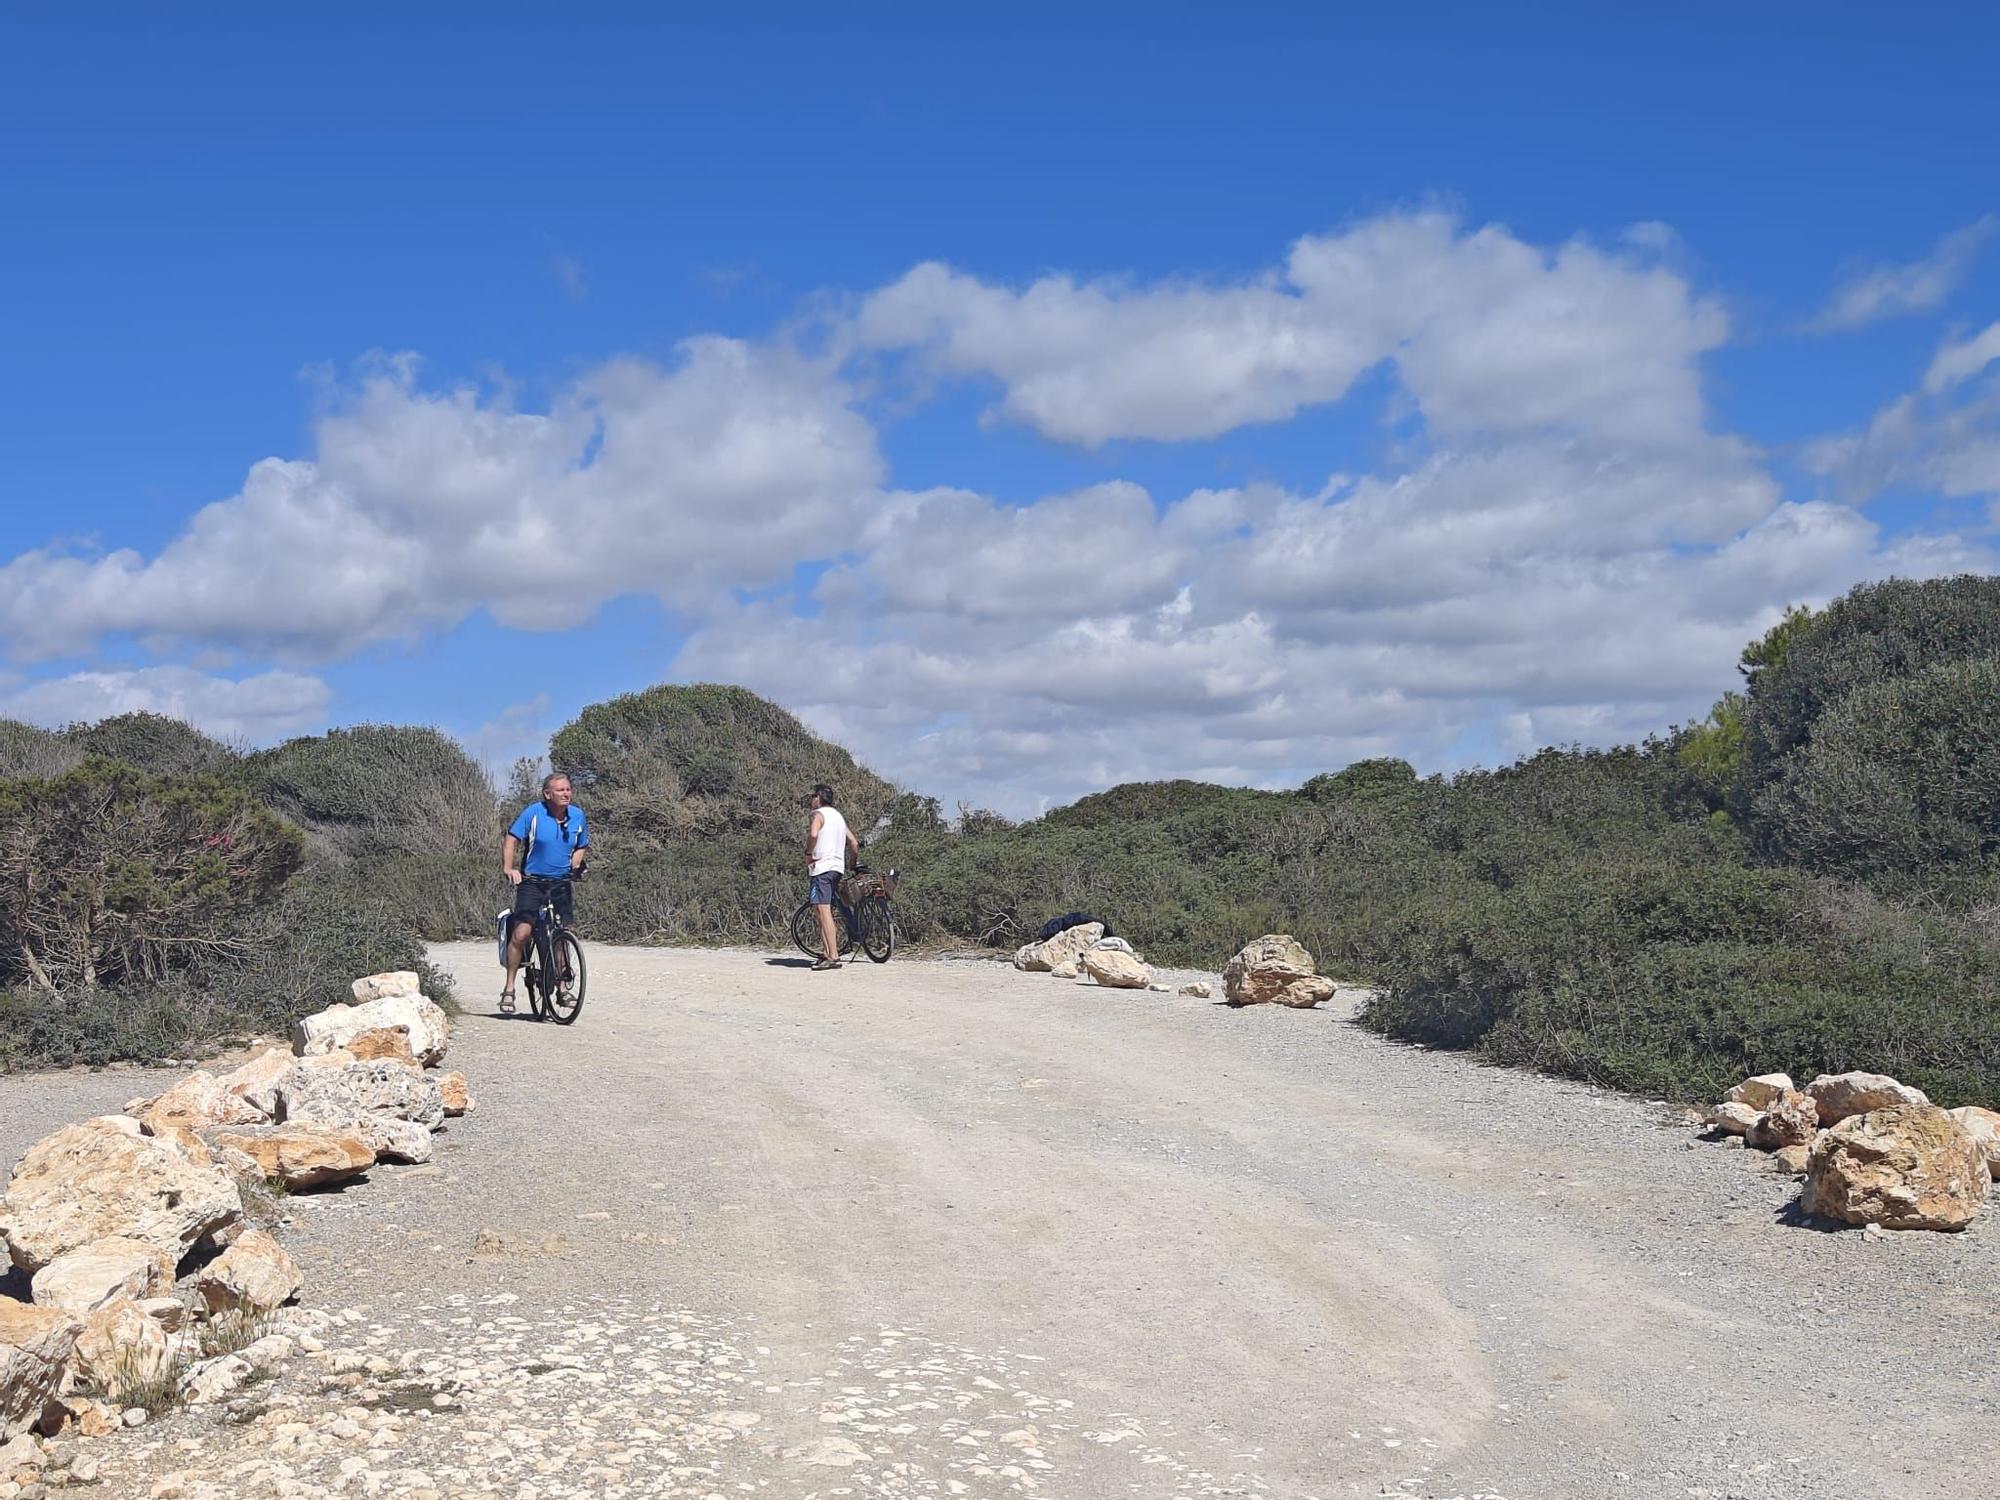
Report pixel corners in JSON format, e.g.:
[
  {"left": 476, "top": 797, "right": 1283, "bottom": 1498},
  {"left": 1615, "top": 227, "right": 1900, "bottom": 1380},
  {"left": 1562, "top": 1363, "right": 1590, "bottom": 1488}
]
[{"left": 4, "top": 944, "right": 1997, "bottom": 1498}]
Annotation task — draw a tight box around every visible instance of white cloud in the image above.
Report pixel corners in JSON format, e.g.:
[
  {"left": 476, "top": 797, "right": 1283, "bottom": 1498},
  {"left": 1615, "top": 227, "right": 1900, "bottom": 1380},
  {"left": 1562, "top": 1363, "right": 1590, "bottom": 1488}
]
[
  {"left": 1805, "top": 323, "right": 2000, "bottom": 503},
  {"left": 8, "top": 213, "right": 1993, "bottom": 815},
  {"left": 1924, "top": 320, "right": 2000, "bottom": 393},
  {"left": 0, "top": 339, "right": 883, "bottom": 662},
  {"left": 853, "top": 210, "right": 1726, "bottom": 447},
  {"left": 0, "top": 667, "right": 330, "bottom": 744},
  {"left": 676, "top": 440, "right": 1932, "bottom": 814},
  {"left": 1808, "top": 216, "right": 1996, "bottom": 332}
]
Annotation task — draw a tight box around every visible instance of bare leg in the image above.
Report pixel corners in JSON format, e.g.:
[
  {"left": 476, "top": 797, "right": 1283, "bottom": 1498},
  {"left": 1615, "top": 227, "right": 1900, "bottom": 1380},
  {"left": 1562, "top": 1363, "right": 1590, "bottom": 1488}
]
[
  {"left": 504, "top": 919, "right": 534, "bottom": 1000},
  {"left": 814, "top": 902, "right": 840, "bottom": 964}
]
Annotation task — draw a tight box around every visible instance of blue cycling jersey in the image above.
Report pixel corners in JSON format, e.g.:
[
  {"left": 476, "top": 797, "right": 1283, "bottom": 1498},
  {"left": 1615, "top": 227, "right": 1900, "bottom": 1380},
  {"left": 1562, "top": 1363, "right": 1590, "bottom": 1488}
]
[{"left": 509, "top": 801, "right": 589, "bottom": 879}]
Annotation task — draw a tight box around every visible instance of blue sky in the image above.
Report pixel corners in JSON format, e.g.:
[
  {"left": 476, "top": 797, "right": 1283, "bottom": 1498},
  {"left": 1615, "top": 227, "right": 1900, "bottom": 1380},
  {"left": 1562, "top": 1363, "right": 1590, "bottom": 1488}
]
[{"left": 3, "top": 6, "right": 1998, "bottom": 811}]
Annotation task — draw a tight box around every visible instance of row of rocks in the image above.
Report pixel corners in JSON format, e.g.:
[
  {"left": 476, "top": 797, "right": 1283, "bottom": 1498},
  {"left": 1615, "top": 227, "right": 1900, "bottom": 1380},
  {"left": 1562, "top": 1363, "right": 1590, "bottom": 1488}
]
[
  {"left": 1703, "top": 1069, "right": 1998, "bottom": 1231},
  {"left": 0, "top": 970, "right": 476, "bottom": 1465},
  {"left": 1012, "top": 928, "right": 1341, "bottom": 1008}
]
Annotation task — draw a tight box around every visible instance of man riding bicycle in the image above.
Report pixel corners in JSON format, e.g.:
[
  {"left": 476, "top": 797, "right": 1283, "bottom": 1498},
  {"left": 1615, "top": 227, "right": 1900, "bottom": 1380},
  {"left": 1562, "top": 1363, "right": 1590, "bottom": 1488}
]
[{"left": 500, "top": 772, "right": 589, "bottom": 1012}]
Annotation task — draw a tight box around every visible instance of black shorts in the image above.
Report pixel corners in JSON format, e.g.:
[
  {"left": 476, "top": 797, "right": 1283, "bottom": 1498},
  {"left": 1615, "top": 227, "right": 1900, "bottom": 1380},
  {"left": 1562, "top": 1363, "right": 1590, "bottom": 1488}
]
[{"left": 511, "top": 876, "right": 574, "bottom": 930}]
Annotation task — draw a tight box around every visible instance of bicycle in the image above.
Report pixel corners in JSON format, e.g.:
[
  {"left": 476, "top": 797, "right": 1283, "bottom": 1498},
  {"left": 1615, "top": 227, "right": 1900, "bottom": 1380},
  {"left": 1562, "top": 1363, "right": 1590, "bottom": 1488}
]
[
  {"left": 500, "top": 872, "right": 588, "bottom": 1024},
  {"left": 788, "top": 866, "right": 897, "bottom": 964}
]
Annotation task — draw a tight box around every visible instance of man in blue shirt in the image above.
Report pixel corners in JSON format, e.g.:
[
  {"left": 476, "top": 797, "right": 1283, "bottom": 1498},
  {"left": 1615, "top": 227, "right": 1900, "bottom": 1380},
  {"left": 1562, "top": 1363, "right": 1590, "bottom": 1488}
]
[{"left": 499, "top": 772, "right": 590, "bottom": 1012}]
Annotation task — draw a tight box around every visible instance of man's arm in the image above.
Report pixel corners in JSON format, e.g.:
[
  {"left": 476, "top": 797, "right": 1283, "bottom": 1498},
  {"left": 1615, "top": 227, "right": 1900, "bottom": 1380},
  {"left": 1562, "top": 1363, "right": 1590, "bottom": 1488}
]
[
  {"left": 807, "top": 809, "right": 824, "bottom": 863},
  {"left": 845, "top": 827, "right": 861, "bottom": 866},
  {"left": 501, "top": 833, "right": 523, "bottom": 885},
  {"left": 570, "top": 821, "right": 588, "bottom": 873}
]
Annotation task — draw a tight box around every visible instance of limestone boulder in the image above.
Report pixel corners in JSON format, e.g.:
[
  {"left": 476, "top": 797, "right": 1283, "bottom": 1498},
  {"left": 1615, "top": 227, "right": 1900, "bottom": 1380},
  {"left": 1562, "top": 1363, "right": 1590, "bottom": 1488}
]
[
  {"left": 293, "top": 991, "right": 448, "bottom": 1066},
  {"left": 125, "top": 1071, "right": 270, "bottom": 1135},
  {"left": 179, "top": 1352, "right": 253, "bottom": 1406},
  {"left": 346, "top": 1026, "right": 417, "bottom": 1067},
  {"left": 1802, "top": 1104, "right": 1990, "bottom": 1231},
  {"left": 350, "top": 970, "right": 420, "bottom": 1003},
  {"left": 438, "top": 1072, "right": 474, "bottom": 1116},
  {"left": 352, "top": 1116, "right": 433, "bottom": 1164},
  {"left": 28, "top": 1237, "right": 174, "bottom": 1316},
  {"left": 1223, "top": 935, "right": 1336, "bottom": 1008},
  {"left": 1724, "top": 1073, "right": 1795, "bottom": 1111},
  {"left": 1082, "top": 949, "right": 1150, "bottom": 989},
  {"left": 1013, "top": 923, "right": 1105, "bottom": 973},
  {"left": 0, "top": 1118, "right": 241, "bottom": 1274},
  {"left": 1773, "top": 1143, "right": 1812, "bottom": 1175},
  {"left": 1948, "top": 1106, "right": 2000, "bottom": 1177},
  {"left": 1050, "top": 958, "right": 1080, "bottom": 979},
  {"left": 195, "top": 1229, "right": 301, "bottom": 1317},
  {"left": 1805, "top": 1071, "right": 1929, "bottom": 1126},
  {"left": 0, "top": 1299, "right": 81, "bottom": 1441},
  {"left": 219, "top": 1047, "right": 297, "bottom": 1119},
  {"left": 0, "top": 1431, "right": 44, "bottom": 1480},
  {"left": 279, "top": 1058, "right": 446, "bottom": 1131},
  {"left": 1708, "top": 1101, "right": 1761, "bottom": 1136},
  {"left": 208, "top": 1125, "right": 374, "bottom": 1190},
  {"left": 72, "top": 1298, "right": 172, "bottom": 1399},
  {"left": 1746, "top": 1090, "right": 1818, "bottom": 1150},
  {"left": 1180, "top": 981, "right": 1212, "bottom": 999}
]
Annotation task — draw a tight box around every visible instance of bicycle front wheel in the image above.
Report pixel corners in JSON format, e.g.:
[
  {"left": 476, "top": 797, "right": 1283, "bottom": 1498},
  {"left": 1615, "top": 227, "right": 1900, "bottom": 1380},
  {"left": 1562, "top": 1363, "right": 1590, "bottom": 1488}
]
[
  {"left": 521, "top": 944, "right": 547, "bottom": 1018},
  {"left": 544, "top": 931, "right": 587, "bottom": 1025},
  {"left": 857, "top": 897, "right": 895, "bottom": 963}
]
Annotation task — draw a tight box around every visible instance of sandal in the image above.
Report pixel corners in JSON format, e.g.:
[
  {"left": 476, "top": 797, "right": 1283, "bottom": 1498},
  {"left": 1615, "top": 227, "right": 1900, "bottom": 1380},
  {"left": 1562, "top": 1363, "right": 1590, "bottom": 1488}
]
[
  {"left": 811, "top": 958, "right": 840, "bottom": 971},
  {"left": 499, "top": 988, "right": 517, "bottom": 1013}
]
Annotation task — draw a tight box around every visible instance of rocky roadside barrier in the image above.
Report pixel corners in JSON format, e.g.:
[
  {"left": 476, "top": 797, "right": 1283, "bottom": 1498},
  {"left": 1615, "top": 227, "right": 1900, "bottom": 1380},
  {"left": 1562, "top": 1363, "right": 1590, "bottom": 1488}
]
[
  {"left": 0, "top": 970, "right": 475, "bottom": 1491},
  {"left": 1698, "top": 1069, "right": 1997, "bottom": 1233},
  {"left": 1012, "top": 928, "right": 1340, "bottom": 1007}
]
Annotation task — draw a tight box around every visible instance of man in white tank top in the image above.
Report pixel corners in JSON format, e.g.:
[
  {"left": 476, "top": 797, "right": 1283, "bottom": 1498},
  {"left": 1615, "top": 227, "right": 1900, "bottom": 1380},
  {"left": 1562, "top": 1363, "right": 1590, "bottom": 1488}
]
[{"left": 806, "top": 782, "right": 861, "bottom": 970}]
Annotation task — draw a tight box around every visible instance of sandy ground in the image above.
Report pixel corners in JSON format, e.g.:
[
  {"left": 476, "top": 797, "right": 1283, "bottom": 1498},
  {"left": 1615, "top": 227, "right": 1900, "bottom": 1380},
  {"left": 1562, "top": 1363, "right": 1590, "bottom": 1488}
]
[{"left": 3, "top": 943, "right": 1997, "bottom": 1498}]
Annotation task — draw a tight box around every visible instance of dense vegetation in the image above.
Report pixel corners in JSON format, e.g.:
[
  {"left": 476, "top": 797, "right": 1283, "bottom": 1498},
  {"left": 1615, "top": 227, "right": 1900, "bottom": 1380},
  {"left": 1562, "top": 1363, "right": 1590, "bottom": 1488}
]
[
  {"left": 5, "top": 577, "right": 1996, "bottom": 1105},
  {"left": 548, "top": 684, "right": 899, "bottom": 942},
  {"left": 0, "top": 716, "right": 467, "bottom": 1069}
]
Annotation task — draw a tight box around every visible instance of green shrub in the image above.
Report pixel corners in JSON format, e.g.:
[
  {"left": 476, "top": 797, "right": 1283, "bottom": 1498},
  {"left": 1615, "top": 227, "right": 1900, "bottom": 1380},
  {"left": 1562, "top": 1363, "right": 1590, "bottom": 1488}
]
[
  {"left": 64, "top": 712, "right": 236, "bottom": 777},
  {"left": 0, "top": 719, "right": 82, "bottom": 781},
  {"left": 247, "top": 724, "right": 497, "bottom": 864},
  {"left": 1754, "top": 655, "right": 2000, "bottom": 898},
  {"left": 0, "top": 761, "right": 303, "bottom": 991},
  {"left": 1738, "top": 575, "right": 2000, "bottom": 786}
]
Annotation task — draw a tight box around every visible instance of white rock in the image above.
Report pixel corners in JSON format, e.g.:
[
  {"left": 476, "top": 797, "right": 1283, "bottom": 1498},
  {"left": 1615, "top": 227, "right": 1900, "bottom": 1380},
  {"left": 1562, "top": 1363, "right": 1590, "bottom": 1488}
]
[
  {"left": 1724, "top": 1073, "right": 1794, "bottom": 1111},
  {"left": 179, "top": 1352, "right": 254, "bottom": 1406},
  {"left": 1081, "top": 949, "right": 1150, "bottom": 989},
  {"left": 349, "top": 971, "right": 421, "bottom": 1003},
  {"left": 293, "top": 994, "right": 449, "bottom": 1066},
  {"left": 195, "top": 1229, "right": 302, "bottom": 1316},
  {"left": 1805, "top": 1071, "right": 1930, "bottom": 1126},
  {"left": 28, "top": 1236, "right": 175, "bottom": 1316},
  {"left": 1709, "top": 1101, "right": 1761, "bottom": 1136},
  {"left": 0, "top": 1118, "right": 241, "bottom": 1274},
  {"left": 0, "top": 1300, "right": 81, "bottom": 1441},
  {"left": 1946, "top": 1106, "right": 2000, "bottom": 1178},
  {"left": 1013, "top": 924, "right": 1106, "bottom": 973}
]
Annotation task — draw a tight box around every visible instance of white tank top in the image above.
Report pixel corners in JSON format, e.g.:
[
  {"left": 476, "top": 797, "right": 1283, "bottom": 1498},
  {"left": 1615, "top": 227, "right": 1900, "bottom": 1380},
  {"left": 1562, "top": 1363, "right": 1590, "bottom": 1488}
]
[{"left": 810, "top": 807, "right": 850, "bottom": 875}]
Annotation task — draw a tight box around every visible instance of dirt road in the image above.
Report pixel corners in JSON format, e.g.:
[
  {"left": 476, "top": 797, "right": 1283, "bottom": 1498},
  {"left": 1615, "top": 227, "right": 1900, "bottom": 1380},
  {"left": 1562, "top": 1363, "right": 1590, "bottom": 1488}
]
[{"left": 6, "top": 944, "right": 1997, "bottom": 1498}]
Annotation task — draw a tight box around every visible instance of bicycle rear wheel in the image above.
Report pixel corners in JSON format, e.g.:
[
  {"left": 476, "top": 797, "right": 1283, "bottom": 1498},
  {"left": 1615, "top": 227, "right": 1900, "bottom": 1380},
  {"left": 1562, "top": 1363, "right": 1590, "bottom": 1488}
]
[
  {"left": 856, "top": 897, "right": 895, "bottom": 963},
  {"left": 789, "top": 902, "right": 822, "bottom": 958},
  {"left": 544, "top": 931, "right": 587, "bottom": 1025}
]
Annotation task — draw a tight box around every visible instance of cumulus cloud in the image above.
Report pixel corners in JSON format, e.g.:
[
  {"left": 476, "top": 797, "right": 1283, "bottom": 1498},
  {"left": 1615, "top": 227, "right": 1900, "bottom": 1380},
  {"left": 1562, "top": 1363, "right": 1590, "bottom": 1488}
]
[
  {"left": 7, "top": 210, "right": 1992, "bottom": 813},
  {"left": 853, "top": 210, "right": 1726, "bottom": 447},
  {"left": 1805, "top": 321, "right": 2000, "bottom": 504},
  {"left": 0, "top": 667, "right": 330, "bottom": 744},
  {"left": 1808, "top": 216, "right": 1996, "bottom": 332},
  {"left": 0, "top": 339, "right": 883, "bottom": 662},
  {"left": 676, "top": 444, "right": 1933, "bottom": 813}
]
